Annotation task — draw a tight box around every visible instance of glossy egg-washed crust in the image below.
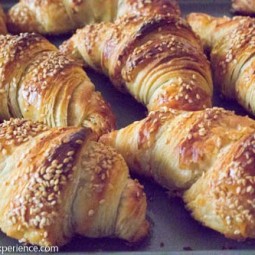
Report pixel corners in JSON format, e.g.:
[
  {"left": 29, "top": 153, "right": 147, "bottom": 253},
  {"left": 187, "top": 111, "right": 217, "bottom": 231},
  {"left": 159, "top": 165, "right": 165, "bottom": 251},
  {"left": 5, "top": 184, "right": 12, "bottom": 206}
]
[
  {"left": 7, "top": 0, "right": 179, "bottom": 35},
  {"left": 0, "top": 5, "right": 7, "bottom": 35},
  {"left": 0, "top": 33, "right": 115, "bottom": 137},
  {"left": 61, "top": 13, "right": 213, "bottom": 112},
  {"left": 187, "top": 13, "right": 255, "bottom": 116},
  {"left": 232, "top": 0, "right": 255, "bottom": 15},
  {"left": 100, "top": 107, "right": 255, "bottom": 240},
  {"left": 0, "top": 118, "right": 148, "bottom": 246}
]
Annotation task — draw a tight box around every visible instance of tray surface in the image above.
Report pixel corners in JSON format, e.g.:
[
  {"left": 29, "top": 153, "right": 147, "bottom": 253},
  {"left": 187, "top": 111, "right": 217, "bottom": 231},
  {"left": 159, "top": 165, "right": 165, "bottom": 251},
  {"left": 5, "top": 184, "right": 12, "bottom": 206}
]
[{"left": 2, "top": 0, "right": 255, "bottom": 254}]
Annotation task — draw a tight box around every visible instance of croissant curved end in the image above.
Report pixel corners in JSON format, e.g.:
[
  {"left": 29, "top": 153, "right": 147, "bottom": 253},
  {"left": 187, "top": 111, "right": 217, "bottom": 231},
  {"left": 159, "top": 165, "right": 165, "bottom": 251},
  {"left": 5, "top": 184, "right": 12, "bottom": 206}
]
[{"left": 7, "top": 3, "right": 43, "bottom": 34}]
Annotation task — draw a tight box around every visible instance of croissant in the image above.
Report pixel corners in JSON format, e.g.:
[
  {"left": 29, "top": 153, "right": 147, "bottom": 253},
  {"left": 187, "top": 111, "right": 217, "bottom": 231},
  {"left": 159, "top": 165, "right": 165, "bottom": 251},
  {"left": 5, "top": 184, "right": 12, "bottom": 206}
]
[
  {"left": 7, "top": 0, "right": 180, "bottom": 35},
  {"left": 0, "top": 118, "right": 149, "bottom": 246},
  {"left": 100, "top": 107, "right": 255, "bottom": 240},
  {"left": 187, "top": 13, "right": 255, "bottom": 116},
  {"left": 232, "top": 0, "right": 255, "bottom": 15},
  {"left": 0, "top": 4, "right": 7, "bottom": 34},
  {"left": 0, "top": 33, "right": 115, "bottom": 137},
  {"left": 60, "top": 14, "right": 213, "bottom": 112}
]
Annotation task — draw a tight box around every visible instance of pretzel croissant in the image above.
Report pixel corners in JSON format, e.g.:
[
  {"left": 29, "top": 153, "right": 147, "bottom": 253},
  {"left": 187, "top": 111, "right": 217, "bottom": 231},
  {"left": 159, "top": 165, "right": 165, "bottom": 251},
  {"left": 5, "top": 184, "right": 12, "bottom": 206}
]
[
  {"left": 7, "top": 0, "right": 180, "bottom": 35},
  {"left": 187, "top": 13, "right": 255, "bottom": 116},
  {"left": 0, "top": 118, "right": 148, "bottom": 246},
  {"left": 61, "top": 14, "right": 213, "bottom": 112},
  {"left": 0, "top": 33, "right": 115, "bottom": 137},
  {"left": 100, "top": 107, "right": 255, "bottom": 240},
  {"left": 232, "top": 0, "right": 255, "bottom": 15}
]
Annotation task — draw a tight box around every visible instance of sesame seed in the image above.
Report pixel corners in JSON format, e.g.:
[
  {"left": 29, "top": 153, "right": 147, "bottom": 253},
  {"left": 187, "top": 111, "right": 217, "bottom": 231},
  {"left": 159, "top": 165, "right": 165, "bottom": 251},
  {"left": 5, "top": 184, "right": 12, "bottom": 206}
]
[{"left": 88, "top": 210, "right": 95, "bottom": 216}]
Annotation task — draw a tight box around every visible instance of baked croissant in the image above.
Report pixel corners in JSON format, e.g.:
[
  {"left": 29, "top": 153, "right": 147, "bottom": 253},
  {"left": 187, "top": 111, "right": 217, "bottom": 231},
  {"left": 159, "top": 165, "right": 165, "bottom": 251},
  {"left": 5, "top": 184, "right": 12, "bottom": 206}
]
[
  {"left": 0, "top": 5, "right": 7, "bottom": 35},
  {"left": 61, "top": 14, "right": 213, "bottom": 112},
  {"left": 100, "top": 107, "right": 255, "bottom": 240},
  {"left": 0, "top": 33, "right": 115, "bottom": 137},
  {"left": 232, "top": 0, "right": 255, "bottom": 15},
  {"left": 0, "top": 118, "right": 149, "bottom": 246},
  {"left": 7, "top": 0, "right": 179, "bottom": 35},
  {"left": 187, "top": 13, "right": 255, "bottom": 116}
]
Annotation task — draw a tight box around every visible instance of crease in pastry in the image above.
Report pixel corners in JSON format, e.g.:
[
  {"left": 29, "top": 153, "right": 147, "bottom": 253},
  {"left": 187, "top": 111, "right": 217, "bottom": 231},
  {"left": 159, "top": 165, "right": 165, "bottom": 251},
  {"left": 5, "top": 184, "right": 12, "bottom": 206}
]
[{"left": 0, "top": 4, "right": 7, "bottom": 35}]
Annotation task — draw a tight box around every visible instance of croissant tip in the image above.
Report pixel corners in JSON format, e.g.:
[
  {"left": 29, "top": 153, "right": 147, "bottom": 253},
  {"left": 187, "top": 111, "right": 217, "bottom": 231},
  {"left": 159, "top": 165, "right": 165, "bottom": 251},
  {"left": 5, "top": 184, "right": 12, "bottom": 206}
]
[{"left": 129, "top": 220, "right": 150, "bottom": 243}]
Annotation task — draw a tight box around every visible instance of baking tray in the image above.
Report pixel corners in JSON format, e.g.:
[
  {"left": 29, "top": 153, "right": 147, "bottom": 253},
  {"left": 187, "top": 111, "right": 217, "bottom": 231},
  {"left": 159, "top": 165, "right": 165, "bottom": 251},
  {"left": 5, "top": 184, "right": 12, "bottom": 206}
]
[{"left": 2, "top": 0, "right": 255, "bottom": 254}]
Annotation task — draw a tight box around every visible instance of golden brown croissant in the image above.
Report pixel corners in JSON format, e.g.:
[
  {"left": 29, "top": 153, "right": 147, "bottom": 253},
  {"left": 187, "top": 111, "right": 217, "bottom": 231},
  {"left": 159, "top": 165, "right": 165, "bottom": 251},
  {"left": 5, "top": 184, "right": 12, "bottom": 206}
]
[
  {"left": 7, "top": 0, "right": 179, "bottom": 35},
  {"left": 0, "top": 118, "right": 149, "bottom": 246},
  {"left": 0, "top": 33, "right": 115, "bottom": 137},
  {"left": 187, "top": 13, "right": 255, "bottom": 116},
  {"left": 61, "top": 14, "right": 213, "bottom": 112},
  {"left": 0, "top": 5, "right": 7, "bottom": 35},
  {"left": 100, "top": 107, "right": 255, "bottom": 240},
  {"left": 232, "top": 0, "right": 255, "bottom": 15}
]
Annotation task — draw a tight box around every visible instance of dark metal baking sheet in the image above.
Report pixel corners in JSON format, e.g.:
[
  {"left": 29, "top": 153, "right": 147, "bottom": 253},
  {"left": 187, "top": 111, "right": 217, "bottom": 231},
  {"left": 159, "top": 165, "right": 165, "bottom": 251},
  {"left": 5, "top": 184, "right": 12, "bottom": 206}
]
[{"left": 2, "top": 0, "right": 255, "bottom": 254}]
